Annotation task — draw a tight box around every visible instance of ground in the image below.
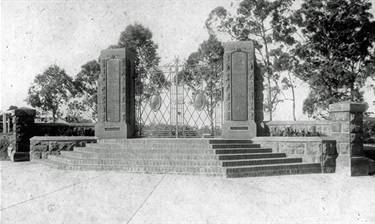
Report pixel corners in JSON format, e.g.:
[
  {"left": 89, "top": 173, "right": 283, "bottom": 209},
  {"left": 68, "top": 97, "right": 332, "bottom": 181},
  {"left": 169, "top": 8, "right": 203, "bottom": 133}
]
[{"left": 1, "top": 161, "right": 374, "bottom": 223}]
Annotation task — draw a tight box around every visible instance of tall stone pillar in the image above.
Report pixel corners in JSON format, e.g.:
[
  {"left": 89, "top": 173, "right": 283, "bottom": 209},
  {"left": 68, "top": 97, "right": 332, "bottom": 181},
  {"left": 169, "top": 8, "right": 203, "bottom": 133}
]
[
  {"left": 329, "top": 102, "right": 368, "bottom": 176},
  {"left": 222, "top": 41, "right": 262, "bottom": 139},
  {"left": 95, "top": 48, "right": 136, "bottom": 139}
]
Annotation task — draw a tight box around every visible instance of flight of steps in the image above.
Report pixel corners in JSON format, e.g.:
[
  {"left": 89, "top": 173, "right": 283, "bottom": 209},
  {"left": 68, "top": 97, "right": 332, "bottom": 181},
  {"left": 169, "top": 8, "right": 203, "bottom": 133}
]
[{"left": 37, "top": 139, "right": 322, "bottom": 178}]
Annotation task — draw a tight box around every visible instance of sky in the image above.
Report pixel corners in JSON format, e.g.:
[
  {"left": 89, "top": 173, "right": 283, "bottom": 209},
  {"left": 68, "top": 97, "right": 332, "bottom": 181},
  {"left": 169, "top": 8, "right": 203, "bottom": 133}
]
[{"left": 1, "top": 0, "right": 375, "bottom": 120}]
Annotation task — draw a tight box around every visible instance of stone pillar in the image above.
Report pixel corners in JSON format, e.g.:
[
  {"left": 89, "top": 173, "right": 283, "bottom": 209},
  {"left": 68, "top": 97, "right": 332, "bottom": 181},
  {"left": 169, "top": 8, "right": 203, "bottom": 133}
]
[
  {"left": 7, "top": 107, "right": 36, "bottom": 162},
  {"left": 95, "top": 48, "right": 136, "bottom": 139},
  {"left": 329, "top": 102, "right": 368, "bottom": 176},
  {"left": 222, "top": 41, "right": 262, "bottom": 139},
  {"left": 7, "top": 114, "right": 11, "bottom": 133},
  {"left": 3, "top": 113, "right": 7, "bottom": 133}
]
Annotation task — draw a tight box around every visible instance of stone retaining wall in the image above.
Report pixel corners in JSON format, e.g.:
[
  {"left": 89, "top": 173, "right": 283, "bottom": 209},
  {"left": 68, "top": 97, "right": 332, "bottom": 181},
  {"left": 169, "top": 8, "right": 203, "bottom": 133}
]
[
  {"left": 252, "top": 137, "right": 338, "bottom": 173},
  {"left": 30, "top": 136, "right": 97, "bottom": 160}
]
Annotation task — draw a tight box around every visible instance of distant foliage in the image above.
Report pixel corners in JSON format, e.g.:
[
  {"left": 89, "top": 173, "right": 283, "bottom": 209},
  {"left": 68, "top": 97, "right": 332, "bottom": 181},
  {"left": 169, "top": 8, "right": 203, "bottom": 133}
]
[
  {"left": 270, "top": 126, "right": 325, "bottom": 137},
  {"left": 25, "top": 65, "right": 76, "bottom": 123},
  {"left": 139, "top": 123, "right": 221, "bottom": 138},
  {"left": 364, "top": 119, "right": 375, "bottom": 144},
  {"left": 35, "top": 124, "right": 95, "bottom": 136},
  {"left": 69, "top": 60, "right": 100, "bottom": 122}
]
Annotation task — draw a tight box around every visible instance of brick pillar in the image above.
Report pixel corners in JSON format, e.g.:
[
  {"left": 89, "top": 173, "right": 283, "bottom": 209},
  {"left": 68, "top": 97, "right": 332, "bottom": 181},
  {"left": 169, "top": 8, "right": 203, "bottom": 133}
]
[
  {"left": 7, "top": 108, "right": 36, "bottom": 162},
  {"left": 329, "top": 102, "right": 368, "bottom": 176}
]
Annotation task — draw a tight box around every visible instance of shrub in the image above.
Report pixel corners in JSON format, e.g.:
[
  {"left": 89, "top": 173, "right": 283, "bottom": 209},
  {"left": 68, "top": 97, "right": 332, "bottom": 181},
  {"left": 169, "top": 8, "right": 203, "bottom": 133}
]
[
  {"left": 0, "top": 135, "right": 11, "bottom": 160},
  {"left": 363, "top": 119, "right": 375, "bottom": 144}
]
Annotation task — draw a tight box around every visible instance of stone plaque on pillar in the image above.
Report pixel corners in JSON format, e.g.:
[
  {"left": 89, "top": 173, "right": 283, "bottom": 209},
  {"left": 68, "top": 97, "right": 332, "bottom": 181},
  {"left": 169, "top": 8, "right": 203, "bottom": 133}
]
[
  {"left": 95, "top": 48, "right": 136, "bottom": 139},
  {"left": 222, "top": 41, "right": 259, "bottom": 139}
]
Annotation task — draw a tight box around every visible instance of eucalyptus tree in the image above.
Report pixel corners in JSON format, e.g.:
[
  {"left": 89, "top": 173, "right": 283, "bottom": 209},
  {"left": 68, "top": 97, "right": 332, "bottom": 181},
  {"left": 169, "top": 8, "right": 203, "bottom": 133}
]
[
  {"left": 292, "top": 0, "right": 375, "bottom": 118},
  {"left": 205, "top": 0, "right": 297, "bottom": 120}
]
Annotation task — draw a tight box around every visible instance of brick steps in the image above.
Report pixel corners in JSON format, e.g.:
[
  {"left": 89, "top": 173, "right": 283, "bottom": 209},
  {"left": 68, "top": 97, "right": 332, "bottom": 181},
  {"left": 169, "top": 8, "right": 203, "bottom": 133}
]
[{"left": 38, "top": 139, "right": 323, "bottom": 178}]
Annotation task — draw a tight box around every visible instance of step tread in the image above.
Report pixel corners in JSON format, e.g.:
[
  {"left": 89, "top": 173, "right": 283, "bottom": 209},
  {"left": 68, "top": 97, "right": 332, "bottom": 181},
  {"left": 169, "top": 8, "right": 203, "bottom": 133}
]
[
  {"left": 209, "top": 140, "right": 253, "bottom": 144},
  {"left": 215, "top": 147, "right": 272, "bottom": 150},
  {"left": 48, "top": 155, "right": 222, "bottom": 165},
  {"left": 34, "top": 158, "right": 68, "bottom": 167},
  {"left": 51, "top": 154, "right": 295, "bottom": 162},
  {"left": 225, "top": 162, "right": 321, "bottom": 170},
  {"left": 212, "top": 144, "right": 261, "bottom": 148},
  {"left": 222, "top": 157, "right": 302, "bottom": 162},
  {"left": 219, "top": 152, "right": 285, "bottom": 156},
  {"left": 65, "top": 151, "right": 281, "bottom": 156}
]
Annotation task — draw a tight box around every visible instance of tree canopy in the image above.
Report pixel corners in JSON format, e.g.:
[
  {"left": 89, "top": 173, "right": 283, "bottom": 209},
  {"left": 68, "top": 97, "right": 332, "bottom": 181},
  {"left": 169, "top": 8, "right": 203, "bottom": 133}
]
[
  {"left": 111, "top": 23, "right": 166, "bottom": 100},
  {"left": 205, "top": 0, "right": 297, "bottom": 120},
  {"left": 68, "top": 60, "right": 100, "bottom": 122},
  {"left": 292, "top": 0, "right": 375, "bottom": 118},
  {"left": 25, "top": 65, "right": 75, "bottom": 122}
]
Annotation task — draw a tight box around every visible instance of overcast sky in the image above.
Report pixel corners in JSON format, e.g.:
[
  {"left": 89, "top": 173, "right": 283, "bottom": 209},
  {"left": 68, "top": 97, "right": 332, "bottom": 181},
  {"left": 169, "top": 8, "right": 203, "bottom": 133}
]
[{"left": 1, "top": 0, "right": 374, "bottom": 119}]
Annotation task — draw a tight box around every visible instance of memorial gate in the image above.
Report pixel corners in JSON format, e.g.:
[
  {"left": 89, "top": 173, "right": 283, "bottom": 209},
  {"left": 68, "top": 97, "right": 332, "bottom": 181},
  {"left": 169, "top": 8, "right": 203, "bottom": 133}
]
[
  {"left": 95, "top": 41, "right": 263, "bottom": 139},
  {"left": 27, "top": 41, "right": 369, "bottom": 177}
]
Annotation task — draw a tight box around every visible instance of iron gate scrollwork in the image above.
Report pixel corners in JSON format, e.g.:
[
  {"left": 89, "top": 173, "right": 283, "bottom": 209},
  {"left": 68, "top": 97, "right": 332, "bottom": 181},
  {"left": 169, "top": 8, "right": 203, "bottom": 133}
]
[{"left": 135, "top": 59, "right": 223, "bottom": 138}]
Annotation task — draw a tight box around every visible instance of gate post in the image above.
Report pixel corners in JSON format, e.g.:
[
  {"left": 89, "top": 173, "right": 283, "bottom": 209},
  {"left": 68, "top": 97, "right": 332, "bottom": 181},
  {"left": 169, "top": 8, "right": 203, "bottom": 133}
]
[
  {"left": 329, "top": 102, "right": 368, "bottom": 176},
  {"left": 175, "top": 58, "right": 179, "bottom": 138},
  {"left": 96, "top": 48, "right": 136, "bottom": 139},
  {"left": 222, "top": 41, "right": 260, "bottom": 139}
]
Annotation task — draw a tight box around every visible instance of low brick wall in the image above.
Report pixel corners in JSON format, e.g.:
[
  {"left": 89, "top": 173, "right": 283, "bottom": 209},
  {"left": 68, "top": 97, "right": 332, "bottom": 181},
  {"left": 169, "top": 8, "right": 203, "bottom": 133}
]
[
  {"left": 265, "top": 121, "right": 331, "bottom": 136},
  {"left": 30, "top": 136, "right": 97, "bottom": 160},
  {"left": 252, "top": 137, "right": 338, "bottom": 172}
]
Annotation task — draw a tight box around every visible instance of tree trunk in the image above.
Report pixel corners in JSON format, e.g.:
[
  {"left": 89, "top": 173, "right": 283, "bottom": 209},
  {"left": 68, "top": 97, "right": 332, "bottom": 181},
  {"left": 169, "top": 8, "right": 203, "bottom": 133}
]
[
  {"left": 288, "top": 71, "right": 296, "bottom": 121},
  {"left": 267, "top": 74, "right": 272, "bottom": 121},
  {"left": 52, "top": 110, "right": 57, "bottom": 123},
  {"left": 261, "top": 21, "right": 273, "bottom": 121},
  {"left": 350, "top": 83, "right": 355, "bottom": 101}
]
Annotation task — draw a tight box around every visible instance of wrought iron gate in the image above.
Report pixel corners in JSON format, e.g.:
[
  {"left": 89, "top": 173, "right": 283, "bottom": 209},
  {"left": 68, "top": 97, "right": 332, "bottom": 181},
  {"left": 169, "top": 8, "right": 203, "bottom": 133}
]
[{"left": 135, "top": 59, "right": 223, "bottom": 138}]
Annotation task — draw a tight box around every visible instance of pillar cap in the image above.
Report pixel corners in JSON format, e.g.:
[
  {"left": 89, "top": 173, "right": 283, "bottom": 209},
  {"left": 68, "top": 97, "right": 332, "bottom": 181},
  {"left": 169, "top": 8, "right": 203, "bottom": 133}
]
[
  {"left": 329, "top": 102, "right": 366, "bottom": 113},
  {"left": 224, "top": 41, "right": 254, "bottom": 52},
  {"left": 11, "top": 107, "right": 36, "bottom": 116}
]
